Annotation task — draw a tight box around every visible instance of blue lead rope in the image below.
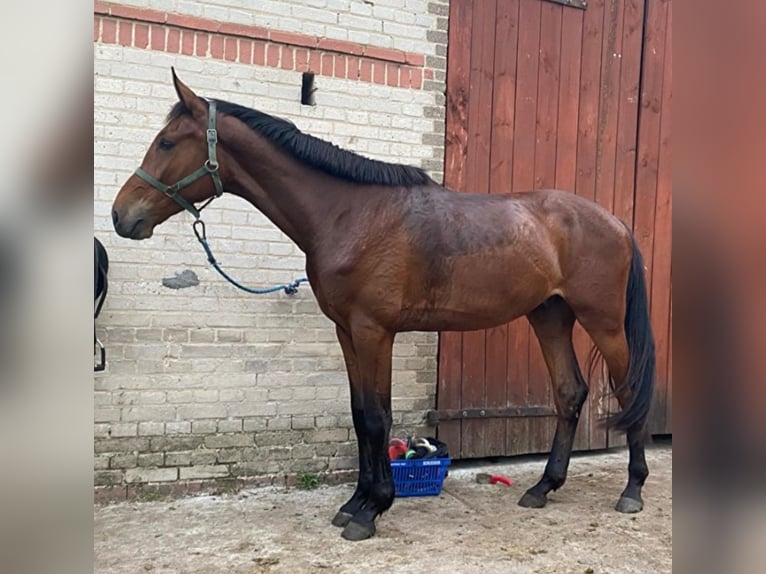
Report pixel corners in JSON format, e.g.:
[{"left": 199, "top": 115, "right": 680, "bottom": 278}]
[{"left": 193, "top": 220, "right": 309, "bottom": 295}]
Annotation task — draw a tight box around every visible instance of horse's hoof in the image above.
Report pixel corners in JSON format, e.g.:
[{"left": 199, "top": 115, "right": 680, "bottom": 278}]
[
  {"left": 331, "top": 511, "right": 353, "bottom": 528},
  {"left": 615, "top": 496, "right": 643, "bottom": 513},
  {"left": 341, "top": 520, "right": 376, "bottom": 541},
  {"left": 518, "top": 491, "right": 547, "bottom": 509}
]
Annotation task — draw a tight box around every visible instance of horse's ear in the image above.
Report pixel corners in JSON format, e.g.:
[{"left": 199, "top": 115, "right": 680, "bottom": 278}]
[{"left": 171, "top": 67, "right": 207, "bottom": 119}]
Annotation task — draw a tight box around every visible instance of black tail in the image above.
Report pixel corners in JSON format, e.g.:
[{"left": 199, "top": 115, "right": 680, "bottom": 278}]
[{"left": 608, "top": 232, "right": 656, "bottom": 431}]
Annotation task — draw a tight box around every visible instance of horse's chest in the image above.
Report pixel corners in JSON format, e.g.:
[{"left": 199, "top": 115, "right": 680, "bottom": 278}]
[{"left": 305, "top": 259, "right": 359, "bottom": 323}]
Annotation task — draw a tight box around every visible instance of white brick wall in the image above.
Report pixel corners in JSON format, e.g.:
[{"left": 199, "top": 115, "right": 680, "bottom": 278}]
[
  {"left": 110, "top": 0, "right": 438, "bottom": 54},
  {"left": 94, "top": 0, "right": 448, "bottom": 493}
]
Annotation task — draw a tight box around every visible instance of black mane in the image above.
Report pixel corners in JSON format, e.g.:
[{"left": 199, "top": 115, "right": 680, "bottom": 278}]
[{"left": 168, "top": 100, "right": 435, "bottom": 188}]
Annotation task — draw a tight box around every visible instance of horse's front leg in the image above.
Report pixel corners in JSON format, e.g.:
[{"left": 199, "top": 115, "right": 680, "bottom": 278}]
[
  {"left": 338, "top": 319, "right": 395, "bottom": 541},
  {"left": 331, "top": 324, "right": 373, "bottom": 528}
]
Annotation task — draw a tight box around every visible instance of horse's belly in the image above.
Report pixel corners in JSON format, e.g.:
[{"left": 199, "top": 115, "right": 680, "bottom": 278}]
[
  {"left": 399, "top": 311, "right": 522, "bottom": 332},
  {"left": 399, "top": 252, "right": 555, "bottom": 331},
  {"left": 401, "top": 281, "right": 551, "bottom": 331}
]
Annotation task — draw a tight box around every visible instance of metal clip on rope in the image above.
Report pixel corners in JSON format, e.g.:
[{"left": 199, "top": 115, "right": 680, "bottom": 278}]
[{"left": 193, "top": 220, "right": 308, "bottom": 295}]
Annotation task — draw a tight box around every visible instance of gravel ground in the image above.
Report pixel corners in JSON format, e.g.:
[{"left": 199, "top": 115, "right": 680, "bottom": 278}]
[{"left": 95, "top": 444, "right": 672, "bottom": 574}]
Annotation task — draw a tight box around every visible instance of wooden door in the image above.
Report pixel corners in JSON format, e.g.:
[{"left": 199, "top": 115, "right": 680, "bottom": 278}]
[{"left": 435, "top": 0, "right": 672, "bottom": 459}]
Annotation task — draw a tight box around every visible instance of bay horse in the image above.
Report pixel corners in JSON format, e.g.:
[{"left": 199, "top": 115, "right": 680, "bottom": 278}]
[{"left": 111, "top": 71, "right": 655, "bottom": 541}]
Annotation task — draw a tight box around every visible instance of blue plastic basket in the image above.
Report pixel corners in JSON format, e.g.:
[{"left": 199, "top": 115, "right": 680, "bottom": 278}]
[{"left": 391, "top": 457, "right": 451, "bottom": 497}]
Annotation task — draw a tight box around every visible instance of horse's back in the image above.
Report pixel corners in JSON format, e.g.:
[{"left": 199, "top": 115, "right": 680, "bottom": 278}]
[
  {"left": 493, "top": 188, "right": 626, "bottom": 252},
  {"left": 405, "top": 186, "right": 628, "bottom": 258}
]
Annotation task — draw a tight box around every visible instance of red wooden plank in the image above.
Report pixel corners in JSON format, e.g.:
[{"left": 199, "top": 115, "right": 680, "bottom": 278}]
[
  {"left": 460, "top": 343, "right": 487, "bottom": 453},
  {"left": 633, "top": 0, "right": 668, "bottom": 434},
  {"left": 575, "top": 0, "right": 609, "bottom": 451},
  {"left": 611, "top": 0, "right": 646, "bottom": 449},
  {"left": 460, "top": 0, "right": 498, "bottom": 458},
  {"left": 526, "top": 1, "right": 563, "bottom": 454},
  {"left": 489, "top": 0, "right": 520, "bottom": 196},
  {"left": 491, "top": 0, "right": 521, "bottom": 454},
  {"left": 613, "top": 0, "right": 646, "bottom": 226},
  {"left": 506, "top": 0, "right": 542, "bottom": 455},
  {"left": 633, "top": 0, "right": 668, "bottom": 295},
  {"left": 599, "top": 0, "right": 629, "bottom": 449},
  {"left": 483, "top": 325, "right": 507, "bottom": 456},
  {"left": 604, "top": 0, "right": 646, "bottom": 448},
  {"left": 661, "top": 3, "right": 673, "bottom": 436},
  {"left": 534, "top": 2, "right": 562, "bottom": 191},
  {"left": 575, "top": 0, "right": 605, "bottom": 204},
  {"left": 595, "top": 0, "right": 626, "bottom": 215},
  {"left": 554, "top": 8, "right": 583, "bottom": 194},
  {"left": 459, "top": 328, "right": 487, "bottom": 456},
  {"left": 648, "top": 3, "right": 672, "bottom": 434},
  {"left": 437, "top": 332, "right": 462, "bottom": 455},
  {"left": 665, "top": 291, "right": 672, "bottom": 431},
  {"left": 484, "top": 0, "right": 520, "bottom": 457},
  {"left": 443, "top": 1, "right": 473, "bottom": 195},
  {"left": 554, "top": 7, "right": 587, "bottom": 451},
  {"left": 438, "top": 0, "right": 474, "bottom": 456},
  {"left": 512, "top": 0, "right": 541, "bottom": 195}
]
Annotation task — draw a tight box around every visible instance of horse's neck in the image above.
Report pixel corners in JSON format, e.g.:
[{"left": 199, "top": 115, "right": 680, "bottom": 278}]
[{"left": 227, "top": 142, "right": 346, "bottom": 254}]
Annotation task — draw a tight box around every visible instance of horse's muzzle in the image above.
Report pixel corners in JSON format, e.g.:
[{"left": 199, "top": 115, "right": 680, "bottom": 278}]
[{"left": 112, "top": 208, "right": 151, "bottom": 239}]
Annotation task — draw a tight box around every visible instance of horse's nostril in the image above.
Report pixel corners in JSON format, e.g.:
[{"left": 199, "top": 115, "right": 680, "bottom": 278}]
[
  {"left": 129, "top": 218, "right": 145, "bottom": 237},
  {"left": 112, "top": 209, "right": 119, "bottom": 226}
]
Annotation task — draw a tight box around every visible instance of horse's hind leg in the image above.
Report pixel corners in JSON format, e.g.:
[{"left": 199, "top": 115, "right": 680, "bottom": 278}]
[
  {"left": 580, "top": 326, "right": 649, "bottom": 513},
  {"left": 518, "top": 296, "right": 588, "bottom": 509}
]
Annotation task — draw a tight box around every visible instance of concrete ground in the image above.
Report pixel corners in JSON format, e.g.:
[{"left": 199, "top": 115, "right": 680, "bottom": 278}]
[{"left": 94, "top": 444, "right": 672, "bottom": 574}]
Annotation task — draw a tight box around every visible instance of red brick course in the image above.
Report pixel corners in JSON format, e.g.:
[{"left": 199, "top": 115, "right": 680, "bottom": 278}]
[{"left": 93, "top": 2, "right": 430, "bottom": 89}]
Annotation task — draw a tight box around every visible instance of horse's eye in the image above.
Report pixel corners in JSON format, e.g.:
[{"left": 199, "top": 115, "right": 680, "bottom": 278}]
[{"left": 158, "top": 138, "right": 175, "bottom": 151}]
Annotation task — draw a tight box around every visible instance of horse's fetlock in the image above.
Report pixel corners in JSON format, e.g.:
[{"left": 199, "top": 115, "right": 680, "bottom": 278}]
[
  {"left": 371, "top": 480, "right": 395, "bottom": 512},
  {"left": 629, "top": 462, "right": 649, "bottom": 483},
  {"left": 545, "top": 471, "right": 567, "bottom": 491}
]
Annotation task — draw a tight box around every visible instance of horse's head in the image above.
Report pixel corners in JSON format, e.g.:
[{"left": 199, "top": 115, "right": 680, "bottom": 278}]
[{"left": 112, "top": 70, "right": 224, "bottom": 239}]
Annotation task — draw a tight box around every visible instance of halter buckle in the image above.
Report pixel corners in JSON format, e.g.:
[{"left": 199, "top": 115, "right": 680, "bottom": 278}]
[{"left": 207, "top": 128, "right": 218, "bottom": 144}]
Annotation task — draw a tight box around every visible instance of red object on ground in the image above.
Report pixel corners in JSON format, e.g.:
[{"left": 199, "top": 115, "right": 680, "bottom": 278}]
[
  {"left": 489, "top": 475, "right": 512, "bottom": 486},
  {"left": 388, "top": 439, "right": 408, "bottom": 460}
]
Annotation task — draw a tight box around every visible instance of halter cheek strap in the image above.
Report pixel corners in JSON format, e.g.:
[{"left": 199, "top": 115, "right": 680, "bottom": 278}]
[{"left": 134, "top": 101, "right": 224, "bottom": 219}]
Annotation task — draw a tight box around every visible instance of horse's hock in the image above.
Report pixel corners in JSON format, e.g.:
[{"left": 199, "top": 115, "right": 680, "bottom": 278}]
[{"left": 94, "top": 0, "right": 672, "bottom": 510}]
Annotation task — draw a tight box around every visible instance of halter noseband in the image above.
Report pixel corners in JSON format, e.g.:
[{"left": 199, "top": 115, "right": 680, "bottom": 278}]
[{"left": 134, "top": 101, "right": 224, "bottom": 219}]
